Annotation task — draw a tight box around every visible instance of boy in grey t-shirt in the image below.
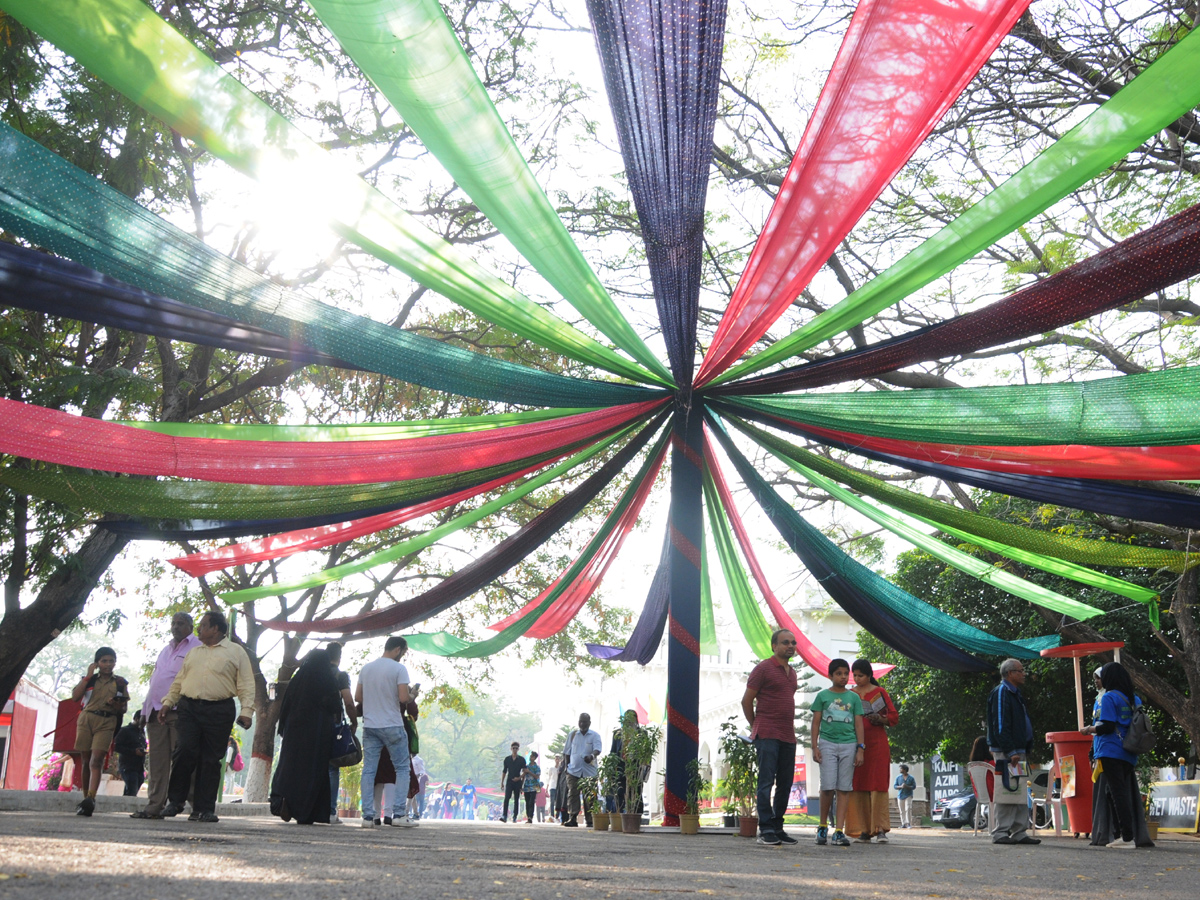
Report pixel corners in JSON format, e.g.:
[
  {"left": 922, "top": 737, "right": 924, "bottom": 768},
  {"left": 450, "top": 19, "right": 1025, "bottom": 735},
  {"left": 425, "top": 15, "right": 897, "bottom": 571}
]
[{"left": 355, "top": 636, "right": 417, "bottom": 827}]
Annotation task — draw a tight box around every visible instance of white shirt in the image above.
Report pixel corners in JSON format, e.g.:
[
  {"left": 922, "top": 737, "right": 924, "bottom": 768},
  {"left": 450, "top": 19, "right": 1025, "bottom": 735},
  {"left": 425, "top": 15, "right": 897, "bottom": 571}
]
[
  {"left": 565, "top": 728, "right": 603, "bottom": 777},
  {"left": 357, "top": 656, "right": 409, "bottom": 729}
]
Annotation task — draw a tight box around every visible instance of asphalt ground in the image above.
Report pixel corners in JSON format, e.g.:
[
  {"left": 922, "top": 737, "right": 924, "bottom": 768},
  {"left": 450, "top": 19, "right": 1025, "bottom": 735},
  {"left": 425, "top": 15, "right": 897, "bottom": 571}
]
[{"left": 1, "top": 812, "right": 1197, "bottom": 900}]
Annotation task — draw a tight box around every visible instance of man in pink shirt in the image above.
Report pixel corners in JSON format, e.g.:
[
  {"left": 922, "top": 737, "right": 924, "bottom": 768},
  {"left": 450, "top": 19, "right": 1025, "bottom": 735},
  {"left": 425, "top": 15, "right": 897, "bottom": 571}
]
[
  {"left": 740, "top": 628, "right": 800, "bottom": 847},
  {"left": 130, "top": 612, "right": 200, "bottom": 819}
]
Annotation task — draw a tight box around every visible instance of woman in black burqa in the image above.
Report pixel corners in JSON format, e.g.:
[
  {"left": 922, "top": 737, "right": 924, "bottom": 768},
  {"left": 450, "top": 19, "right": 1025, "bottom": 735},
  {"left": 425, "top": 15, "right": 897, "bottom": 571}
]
[{"left": 270, "top": 647, "right": 343, "bottom": 824}]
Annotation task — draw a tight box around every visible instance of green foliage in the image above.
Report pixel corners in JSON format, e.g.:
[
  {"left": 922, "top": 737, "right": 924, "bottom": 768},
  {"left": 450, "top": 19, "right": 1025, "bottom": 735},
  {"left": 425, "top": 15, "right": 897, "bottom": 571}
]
[
  {"left": 621, "top": 717, "right": 662, "bottom": 813},
  {"left": 414, "top": 691, "right": 538, "bottom": 788},
  {"left": 685, "top": 757, "right": 710, "bottom": 815}
]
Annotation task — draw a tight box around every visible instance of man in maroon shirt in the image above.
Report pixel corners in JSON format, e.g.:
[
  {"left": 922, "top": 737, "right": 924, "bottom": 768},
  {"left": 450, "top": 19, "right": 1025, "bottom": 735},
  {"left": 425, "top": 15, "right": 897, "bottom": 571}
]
[{"left": 740, "top": 629, "right": 800, "bottom": 846}]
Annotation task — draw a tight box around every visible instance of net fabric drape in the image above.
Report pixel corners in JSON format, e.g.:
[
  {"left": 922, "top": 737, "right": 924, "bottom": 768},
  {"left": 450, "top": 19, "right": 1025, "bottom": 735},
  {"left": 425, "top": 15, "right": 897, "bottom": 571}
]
[
  {"left": 167, "top": 458, "right": 570, "bottom": 578},
  {"left": 714, "top": 25, "right": 1200, "bottom": 384},
  {"left": 697, "top": 0, "right": 1031, "bottom": 384},
  {"left": 0, "top": 242, "right": 353, "bottom": 369},
  {"left": 730, "top": 367, "right": 1200, "bottom": 447},
  {"left": 707, "top": 415, "right": 1061, "bottom": 666},
  {"left": 0, "top": 0, "right": 664, "bottom": 387},
  {"left": 307, "top": 0, "right": 671, "bottom": 386},
  {"left": 721, "top": 203, "right": 1200, "bottom": 396},
  {"left": 217, "top": 428, "right": 639, "bottom": 603},
  {"left": 723, "top": 414, "right": 1190, "bottom": 575},
  {"left": 0, "top": 124, "right": 656, "bottom": 409},
  {"left": 727, "top": 406, "right": 1200, "bottom": 529},
  {"left": 0, "top": 397, "right": 663, "bottom": 485},
  {"left": 586, "top": 0, "right": 729, "bottom": 386},
  {"left": 257, "top": 414, "right": 666, "bottom": 634},
  {"left": 487, "top": 434, "right": 668, "bottom": 637},
  {"left": 587, "top": 530, "right": 671, "bottom": 664}
]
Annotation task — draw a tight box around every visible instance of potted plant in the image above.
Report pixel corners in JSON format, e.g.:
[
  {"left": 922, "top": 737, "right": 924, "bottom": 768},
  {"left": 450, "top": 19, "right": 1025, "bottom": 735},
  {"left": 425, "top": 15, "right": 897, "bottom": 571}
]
[
  {"left": 595, "top": 751, "right": 621, "bottom": 831},
  {"left": 720, "top": 799, "right": 738, "bottom": 829},
  {"left": 719, "top": 716, "right": 758, "bottom": 837},
  {"left": 1137, "top": 755, "right": 1160, "bottom": 840},
  {"left": 681, "top": 757, "right": 708, "bottom": 835},
  {"left": 623, "top": 721, "right": 663, "bottom": 833},
  {"left": 579, "top": 776, "right": 607, "bottom": 831}
]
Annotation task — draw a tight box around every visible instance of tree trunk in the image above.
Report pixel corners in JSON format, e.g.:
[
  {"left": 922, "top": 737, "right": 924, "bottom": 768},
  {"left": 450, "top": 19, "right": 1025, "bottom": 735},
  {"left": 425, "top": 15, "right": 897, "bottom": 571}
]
[{"left": 0, "top": 527, "right": 129, "bottom": 701}]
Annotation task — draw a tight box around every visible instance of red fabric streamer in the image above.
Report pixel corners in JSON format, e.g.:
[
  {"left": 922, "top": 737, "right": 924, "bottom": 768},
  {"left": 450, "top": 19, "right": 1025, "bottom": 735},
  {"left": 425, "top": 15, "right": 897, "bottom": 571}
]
[
  {"left": 0, "top": 397, "right": 665, "bottom": 485},
  {"left": 696, "top": 0, "right": 1031, "bottom": 384},
  {"left": 168, "top": 456, "right": 568, "bottom": 577},
  {"left": 771, "top": 418, "right": 1200, "bottom": 480},
  {"left": 701, "top": 429, "right": 894, "bottom": 678},
  {"left": 486, "top": 439, "right": 668, "bottom": 637}
]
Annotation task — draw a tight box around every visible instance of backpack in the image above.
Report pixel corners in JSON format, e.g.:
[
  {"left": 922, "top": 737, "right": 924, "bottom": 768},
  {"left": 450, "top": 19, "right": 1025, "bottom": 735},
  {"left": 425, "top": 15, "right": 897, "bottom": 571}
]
[{"left": 1122, "top": 699, "right": 1156, "bottom": 755}]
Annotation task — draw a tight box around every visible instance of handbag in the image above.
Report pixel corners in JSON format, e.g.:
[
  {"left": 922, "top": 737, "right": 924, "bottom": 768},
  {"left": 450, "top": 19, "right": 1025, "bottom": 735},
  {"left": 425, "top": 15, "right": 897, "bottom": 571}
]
[{"left": 331, "top": 717, "right": 362, "bottom": 768}]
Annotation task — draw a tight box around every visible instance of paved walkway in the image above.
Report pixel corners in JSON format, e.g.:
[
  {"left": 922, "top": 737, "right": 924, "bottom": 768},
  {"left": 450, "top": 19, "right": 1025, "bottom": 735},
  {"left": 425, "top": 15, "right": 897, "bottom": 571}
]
[{"left": 0, "top": 812, "right": 1197, "bottom": 900}]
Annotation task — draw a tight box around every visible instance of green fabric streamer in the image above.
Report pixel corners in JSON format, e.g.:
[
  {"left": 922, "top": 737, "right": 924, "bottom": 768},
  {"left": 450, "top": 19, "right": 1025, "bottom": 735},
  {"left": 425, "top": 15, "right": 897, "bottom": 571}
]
[
  {"left": 219, "top": 427, "right": 634, "bottom": 603},
  {"left": 0, "top": 125, "right": 655, "bottom": 409},
  {"left": 121, "top": 408, "right": 592, "bottom": 441},
  {"left": 307, "top": 0, "right": 672, "bottom": 388},
  {"left": 404, "top": 428, "right": 671, "bottom": 657},
  {"left": 725, "top": 413, "right": 1195, "bottom": 574},
  {"left": 0, "top": 446, "right": 577, "bottom": 521},
  {"left": 757, "top": 445, "right": 1106, "bottom": 620},
  {"left": 710, "top": 417, "right": 1060, "bottom": 658},
  {"left": 714, "top": 25, "right": 1200, "bottom": 384},
  {"left": 3, "top": 0, "right": 664, "bottom": 386},
  {"left": 702, "top": 468, "right": 774, "bottom": 659},
  {"left": 729, "top": 366, "right": 1200, "bottom": 447},
  {"left": 699, "top": 527, "right": 718, "bottom": 656}
]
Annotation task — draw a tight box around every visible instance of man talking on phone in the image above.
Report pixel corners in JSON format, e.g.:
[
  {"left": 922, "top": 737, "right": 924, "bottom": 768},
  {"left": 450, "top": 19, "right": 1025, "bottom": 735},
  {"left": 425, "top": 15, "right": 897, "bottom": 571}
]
[{"left": 158, "top": 610, "right": 254, "bottom": 823}]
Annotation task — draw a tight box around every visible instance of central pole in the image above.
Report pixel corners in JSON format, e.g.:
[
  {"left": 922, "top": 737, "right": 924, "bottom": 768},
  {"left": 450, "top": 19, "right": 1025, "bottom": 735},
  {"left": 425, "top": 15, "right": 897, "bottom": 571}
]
[{"left": 663, "top": 395, "right": 703, "bottom": 824}]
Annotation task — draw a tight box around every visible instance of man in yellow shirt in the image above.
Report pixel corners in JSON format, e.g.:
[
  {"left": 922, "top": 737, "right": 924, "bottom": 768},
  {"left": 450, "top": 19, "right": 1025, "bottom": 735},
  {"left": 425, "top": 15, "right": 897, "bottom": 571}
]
[{"left": 158, "top": 611, "right": 254, "bottom": 823}]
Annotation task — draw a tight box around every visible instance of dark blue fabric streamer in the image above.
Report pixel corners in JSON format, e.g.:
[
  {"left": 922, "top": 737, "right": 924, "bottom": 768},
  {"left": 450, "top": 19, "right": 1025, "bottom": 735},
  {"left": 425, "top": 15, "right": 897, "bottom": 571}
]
[
  {"left": 706, "top": 411, "right": 1008, "bottom": 673},
  {"left": 96, "top": 502, "right": 407, "bottom": 541},
  {"left": 586, "top": 0, "right": 729, "bottom": 387},
  {"left": 586, "top": 529, "right": 670, "bottom": 663},
  {"left": 722, "top": 403, "right": 1200, "bottom": 529},
  {"left": 0, "top": 241, "right": 355, "bottom": 369}
]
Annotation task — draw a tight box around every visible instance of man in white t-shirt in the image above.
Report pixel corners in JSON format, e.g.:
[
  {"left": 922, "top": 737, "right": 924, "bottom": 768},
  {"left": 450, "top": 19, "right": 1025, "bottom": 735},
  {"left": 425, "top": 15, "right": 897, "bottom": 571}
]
[
  {"left": 563, "top": 712, "right": 603, "bottom": 827},
  {"left": 355, "top": 636, "right": 417, "bottom": 828}
]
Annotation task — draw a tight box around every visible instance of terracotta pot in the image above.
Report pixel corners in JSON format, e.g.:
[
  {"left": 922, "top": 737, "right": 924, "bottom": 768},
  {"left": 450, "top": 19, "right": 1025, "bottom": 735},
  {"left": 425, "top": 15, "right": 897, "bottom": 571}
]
[
  {"left": 592, "top": 812, "right": 610, "bottom": 831},
  {"left": 1147, "top": 821, "right": 1160, "bottom": 841},
  {"left": 622, "top": 812, "right": 642, "bottom": 834},
  {"left": 738, "top": 816, "right": 758, "bottom": 838},
  {"left": 680, "top": 813, "right": 701, "bottom": 835},
  {"left": 611, "top": 811, "right": 625, "bottom": 832}
]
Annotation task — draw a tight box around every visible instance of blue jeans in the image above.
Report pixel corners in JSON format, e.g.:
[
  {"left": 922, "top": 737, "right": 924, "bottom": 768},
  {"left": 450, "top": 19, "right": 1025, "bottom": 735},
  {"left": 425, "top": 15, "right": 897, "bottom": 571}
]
[
  {"left": 754, "top": 737, "right": 796, "bottom": 836},
  {"left": 329, "top": 765, "right": 340, "bottom": 817},
  {"left": 360, "top": 727, "right": 410, "bottom": 821}
]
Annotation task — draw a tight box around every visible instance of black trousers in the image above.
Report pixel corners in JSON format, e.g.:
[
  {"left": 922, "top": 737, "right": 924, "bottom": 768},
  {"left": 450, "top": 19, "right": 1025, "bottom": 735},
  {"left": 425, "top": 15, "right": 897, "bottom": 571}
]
[
  {"left": 169, "top": 697, "right": 235, "bottom": 814},
  {"left": 503, "top": 781, "right": 523, "bottom": 820},
  {"left": 524, "top": 790, "right": 537, "bottom": 821},
  {"left": 120, "top": 765, "right": 145, "bottom": 796}
]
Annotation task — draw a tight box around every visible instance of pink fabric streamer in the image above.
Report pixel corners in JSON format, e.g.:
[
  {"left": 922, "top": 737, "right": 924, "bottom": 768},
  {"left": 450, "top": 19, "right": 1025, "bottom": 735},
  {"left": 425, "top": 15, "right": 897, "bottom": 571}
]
[
  {"left": 702, "top": 427, "right": 895, "bottom": 679},
  {"left": 0, "top": 397, "right": 664, "bottom": 485},
  {"left": 486, "top": 439, "right": 668, "bottom": 638},
  {"left": 168, "top": 456, "right": 568, "bottom": 577},
  {"left": 697, "top": 0, "right": 1031, "bottom": 384},
  {"left": 768, "top": 419, "right": 1200, "bottom": 481}
]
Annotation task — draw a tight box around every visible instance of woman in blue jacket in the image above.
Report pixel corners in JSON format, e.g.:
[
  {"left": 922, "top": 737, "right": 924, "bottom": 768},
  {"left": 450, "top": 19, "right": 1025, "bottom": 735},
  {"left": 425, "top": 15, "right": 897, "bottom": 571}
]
[{"left": 1082, "top": 662, "right": 1154, "bottom": 848}]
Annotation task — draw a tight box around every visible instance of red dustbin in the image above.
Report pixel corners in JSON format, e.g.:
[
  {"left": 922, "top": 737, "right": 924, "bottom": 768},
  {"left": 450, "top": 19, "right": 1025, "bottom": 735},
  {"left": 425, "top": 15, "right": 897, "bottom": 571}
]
[{"left": 1045, "top": 730, "right": 1093, "bottom": 835}]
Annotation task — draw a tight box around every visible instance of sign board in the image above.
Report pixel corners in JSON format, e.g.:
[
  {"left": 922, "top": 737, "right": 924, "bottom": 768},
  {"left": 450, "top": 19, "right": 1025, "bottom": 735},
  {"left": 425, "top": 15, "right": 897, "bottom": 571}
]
[
  {"left": 930, "top": 755, "right": 965, "bottom": 806},
  {"left": 1147, "top": 780, "right": 1200, "bottom": 833},
  {"left": 786, "top": 760, "right": 808, "bottom": 814}
]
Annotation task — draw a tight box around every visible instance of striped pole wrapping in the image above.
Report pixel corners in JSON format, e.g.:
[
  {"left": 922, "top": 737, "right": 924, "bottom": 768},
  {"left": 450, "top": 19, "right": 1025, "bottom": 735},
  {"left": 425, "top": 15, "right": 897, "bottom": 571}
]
[{"left": 663, "top": 400, "right": 704, "bottom": 824}]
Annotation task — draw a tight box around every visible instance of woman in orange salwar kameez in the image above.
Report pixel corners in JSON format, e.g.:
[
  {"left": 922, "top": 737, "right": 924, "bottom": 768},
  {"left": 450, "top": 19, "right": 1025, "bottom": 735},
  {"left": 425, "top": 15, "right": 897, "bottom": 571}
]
[{"left": 845, "top": 658, "right": 898, "bottom": 842}]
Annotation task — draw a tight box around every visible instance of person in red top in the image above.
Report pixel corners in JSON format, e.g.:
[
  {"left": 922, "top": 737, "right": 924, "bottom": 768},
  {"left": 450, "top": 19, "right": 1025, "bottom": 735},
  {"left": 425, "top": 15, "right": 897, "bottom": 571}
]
[{"left": 740, "top": 628, "right": 800, "bottom": 846}]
